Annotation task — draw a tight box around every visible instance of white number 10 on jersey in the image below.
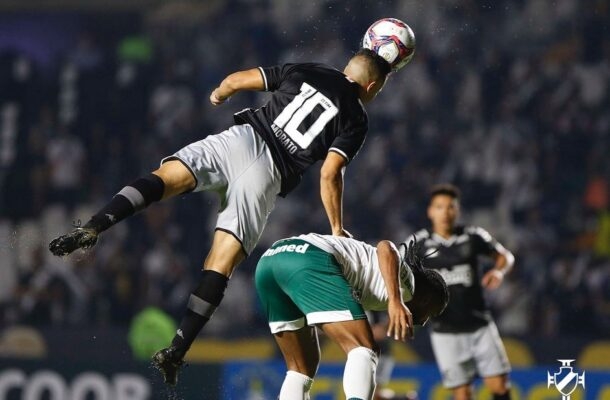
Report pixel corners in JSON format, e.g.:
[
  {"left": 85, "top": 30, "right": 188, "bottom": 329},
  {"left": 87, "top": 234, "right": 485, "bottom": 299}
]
[{"left": 273, "top": 82, "right": 339, "bottom": 149}]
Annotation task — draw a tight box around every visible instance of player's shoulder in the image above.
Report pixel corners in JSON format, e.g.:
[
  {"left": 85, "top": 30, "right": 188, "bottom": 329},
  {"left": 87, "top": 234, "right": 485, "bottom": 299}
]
[
  {"left": 283, "top": 62, "right": 342, "bottom": 77},
  {"left": 409, "top": 229, "right": 431, "bottom": 243},
  {"left": 464, "top": 225, "right": 495, "bottom": 241}
]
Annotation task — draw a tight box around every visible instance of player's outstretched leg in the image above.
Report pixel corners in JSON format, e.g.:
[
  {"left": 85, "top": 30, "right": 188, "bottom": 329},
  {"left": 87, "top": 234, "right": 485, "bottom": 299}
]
[
  {"left": 48, "top": 160, "right": 195, "bottom": 256},
  {"left": 48, "top": 173, "right": 165, "bottom": 256}
]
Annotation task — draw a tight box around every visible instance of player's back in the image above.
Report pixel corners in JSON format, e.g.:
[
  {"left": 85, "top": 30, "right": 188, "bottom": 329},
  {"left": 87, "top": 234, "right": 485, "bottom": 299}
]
[
  {"left": 296, "top": 233, "right": 414, "bottom": 311},
  {"left": 235, "top": 63, "right": 368, "bottom": 196}
]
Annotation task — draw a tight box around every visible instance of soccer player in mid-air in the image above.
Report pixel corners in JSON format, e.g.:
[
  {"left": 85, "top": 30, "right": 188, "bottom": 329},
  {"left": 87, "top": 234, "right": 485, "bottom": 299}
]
[
  {"left": 255, "top": 233, "right": 448, "bottom": 400},
  {"left": 406, "top": 184, "right": 515, "bottom": 400},
  {"left": 48, "top": 49, "right": 393, "bottom": 384}
]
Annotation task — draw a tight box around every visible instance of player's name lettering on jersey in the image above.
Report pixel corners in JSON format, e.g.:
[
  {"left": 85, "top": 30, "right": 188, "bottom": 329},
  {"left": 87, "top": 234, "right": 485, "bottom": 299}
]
[
  {"left": 271, "top": 123, "right": 299, "bottom": 154},
  {"left": 262, "top": 243, "right": 310, "bottom": 257},
  {"left": 438, "top": 264, "right": 472, "bottom": 287}
]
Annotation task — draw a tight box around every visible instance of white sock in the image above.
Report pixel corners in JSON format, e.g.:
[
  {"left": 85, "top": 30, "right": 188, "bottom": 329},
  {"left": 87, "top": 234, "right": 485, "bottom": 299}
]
[
  {"left": 343, "top": 346, "right": 378, "bottom": 400},
  {"left": 278, "top": 370, "right": 314, "bottom": 400}
]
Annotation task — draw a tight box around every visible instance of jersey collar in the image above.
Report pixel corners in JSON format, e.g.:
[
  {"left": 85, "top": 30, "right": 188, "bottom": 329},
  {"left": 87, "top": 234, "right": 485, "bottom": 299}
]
[
  {"left": 431, "top": 232, "right": 458, "bottom": 246},
  {"left": 430, "top": 226, "right": 466, "bottom": 247}
]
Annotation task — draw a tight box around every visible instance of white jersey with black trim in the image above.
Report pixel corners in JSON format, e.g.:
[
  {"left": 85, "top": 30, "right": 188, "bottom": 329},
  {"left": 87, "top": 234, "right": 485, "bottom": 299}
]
[{"left": 296, "top": 233, "right": 414, "bottom": 311}]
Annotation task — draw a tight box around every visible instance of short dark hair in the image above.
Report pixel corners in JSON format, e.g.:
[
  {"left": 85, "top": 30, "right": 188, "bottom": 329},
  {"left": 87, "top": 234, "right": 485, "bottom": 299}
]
[
  {"left": 429, "top": 183, "right": 461, "bottom": 203},
  {"left": 413, "top": 268, "right": 449, "bottom": 317},
  {"left": 354, "top": 48, "right": 392, "bottom": 80}
]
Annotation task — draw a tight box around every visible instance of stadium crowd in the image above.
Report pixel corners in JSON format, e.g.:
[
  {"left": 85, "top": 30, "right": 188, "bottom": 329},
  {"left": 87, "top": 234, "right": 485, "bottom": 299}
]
[{"left": 0, "top": 0, "right": 608, "bottom": 339}]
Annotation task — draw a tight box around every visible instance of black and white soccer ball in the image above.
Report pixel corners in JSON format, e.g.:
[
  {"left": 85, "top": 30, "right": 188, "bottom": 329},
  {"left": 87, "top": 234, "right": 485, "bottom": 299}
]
[{"left": 362, "top": 18, "right": 416, "bottom": 71}]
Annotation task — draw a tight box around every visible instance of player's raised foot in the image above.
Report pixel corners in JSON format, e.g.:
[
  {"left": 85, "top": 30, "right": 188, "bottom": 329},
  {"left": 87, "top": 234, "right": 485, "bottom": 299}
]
[
  {"left": 48, "top": 227, "right": 98, "bottom": 256},
  {"left": 152, "top": 346, "right": 184, "bottom": 386}
]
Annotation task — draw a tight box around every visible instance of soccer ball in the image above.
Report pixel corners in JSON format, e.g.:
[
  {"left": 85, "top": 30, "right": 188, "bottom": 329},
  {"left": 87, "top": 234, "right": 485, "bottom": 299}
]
[{"left": 362, "top": 18, "right": 415, "bottom": 71}]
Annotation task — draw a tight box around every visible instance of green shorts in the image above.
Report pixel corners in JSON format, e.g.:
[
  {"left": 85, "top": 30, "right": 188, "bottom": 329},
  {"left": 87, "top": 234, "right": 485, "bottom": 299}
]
[{"left": 255, "top": 239, "right": 366, "bottom": 333}]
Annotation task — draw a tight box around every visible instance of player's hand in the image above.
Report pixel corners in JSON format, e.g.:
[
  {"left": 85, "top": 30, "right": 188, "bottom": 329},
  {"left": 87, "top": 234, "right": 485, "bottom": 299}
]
[
  {"left": 210, "top": 89, "right": 226, "bottom": 106},
  {"left": 482, "top": 269, "right": 504, "bottom": 289},
  {"left": 386, "top": 300, "right": 413, "bottom": 341},
  {"left": 332, "top": 228, "right": 353, "bottom": 238}
]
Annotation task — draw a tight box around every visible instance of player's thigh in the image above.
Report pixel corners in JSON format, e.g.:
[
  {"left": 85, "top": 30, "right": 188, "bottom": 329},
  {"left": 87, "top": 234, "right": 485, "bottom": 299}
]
[
  {"left": 218, "top": 124, "right": 279, "bottom": 182},
  {"left": 152, "top": 160, "right": 197, "bottom": 198},
  {"left": 430, "top": 331, "right": 476, "bottom": 388},
  {"left": 159, "top": 136, "right": 228, "bottom": 193},
  {"left": 218, "top": 173, "right": 279, "bottom": 255},
  {"left": 216, "top": 127, "right": 280, "bottom": 255},
  {"left": 273, "top": 327, "right": 320, "bottom": 378},
  {"left": 473, "top": 322, "right": 511, "bottom": 381},
  {"left": 203, "top": 230, "right": 247, "bottom": 275},
  {"left": 319, "top": 319, "right": 376, "bottom": 354},
  {"left": 160, "top": 124, "right": 266, "bottom": 195},
  {"left": 256, "top": 254, "right": 319, "bottom": 376}
]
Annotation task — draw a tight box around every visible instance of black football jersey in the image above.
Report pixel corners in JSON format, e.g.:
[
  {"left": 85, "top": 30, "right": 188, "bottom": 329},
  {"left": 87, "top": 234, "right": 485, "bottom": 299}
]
[
  {"left": 407, "top": 225, "right": 507, "bottom": 333},
  {"left": 234, "top": 63, "right": 368, "bottom": 196}
]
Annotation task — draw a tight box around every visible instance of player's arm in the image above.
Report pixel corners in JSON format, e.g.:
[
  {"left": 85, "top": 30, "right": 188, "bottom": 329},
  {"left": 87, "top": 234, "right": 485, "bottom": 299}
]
[
  {"left": 210, "top": 68, "right": 266, "bottom": 105},
  {"left": 481, "top": 244, "right": 515, "bottom": 289},
  {"left": 320, "top": 151, "right": 351, "bottom": 238},
  {"left": 376, "top": 240, "right": 413, "bottom": 340}
]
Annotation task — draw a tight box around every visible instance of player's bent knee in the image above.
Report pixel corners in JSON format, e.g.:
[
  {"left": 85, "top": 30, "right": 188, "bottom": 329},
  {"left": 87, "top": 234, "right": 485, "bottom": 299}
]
[
  {"left": 154, "top": 160, "right": 197, "bottom": 197},
  {"left": 205, "top": 231, "right": 247, "bottom": 274},
  {"left": 485, "top": 375, "right": 510, "bottom": 395}
]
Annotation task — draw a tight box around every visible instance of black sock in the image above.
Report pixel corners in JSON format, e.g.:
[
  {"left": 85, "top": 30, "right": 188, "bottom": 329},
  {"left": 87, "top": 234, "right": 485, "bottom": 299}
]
[
  {"left": 85, "top": 174, "right": 164, "bottom": 232},
  {"left": 493, "top": 391, "right": 511, "bottom": 400},
  {"left": 171, "top": 270, "right": 229, "bottom": 357}
]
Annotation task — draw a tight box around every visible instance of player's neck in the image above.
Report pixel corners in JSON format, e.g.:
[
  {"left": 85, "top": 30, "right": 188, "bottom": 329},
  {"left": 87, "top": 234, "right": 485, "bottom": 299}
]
[{"left": 343, "top": 67, "right": 368, "bottom": 94}]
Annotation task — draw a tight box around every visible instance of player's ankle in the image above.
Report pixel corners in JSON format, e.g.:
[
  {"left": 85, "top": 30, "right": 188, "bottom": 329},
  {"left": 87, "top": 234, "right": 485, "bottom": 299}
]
[{"left": 83, "top": 220, "right": 100, "bottom": 233}]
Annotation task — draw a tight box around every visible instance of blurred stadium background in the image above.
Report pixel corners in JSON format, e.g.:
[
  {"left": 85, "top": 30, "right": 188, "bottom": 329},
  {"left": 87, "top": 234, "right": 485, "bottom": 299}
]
[{"left": 0, "top": 0, "right": 608, "bottom": 399}]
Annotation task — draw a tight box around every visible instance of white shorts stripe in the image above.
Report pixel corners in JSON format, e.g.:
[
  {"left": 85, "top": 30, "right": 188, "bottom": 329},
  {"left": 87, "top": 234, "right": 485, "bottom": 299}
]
[
  {"left": 269, "top": 317, "right": 306, "bottom": 334},
  {"left": 306, "top": 310, "right": 354, "bottom": 325}
]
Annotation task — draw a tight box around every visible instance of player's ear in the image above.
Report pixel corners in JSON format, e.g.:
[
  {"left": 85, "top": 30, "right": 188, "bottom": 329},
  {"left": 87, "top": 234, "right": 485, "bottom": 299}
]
[
  {"left": 364, "top": 79, "right": 384, "bottom": 101},
  {"left": 368, "top": 79, "right": 384, "bottom": 93}
]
